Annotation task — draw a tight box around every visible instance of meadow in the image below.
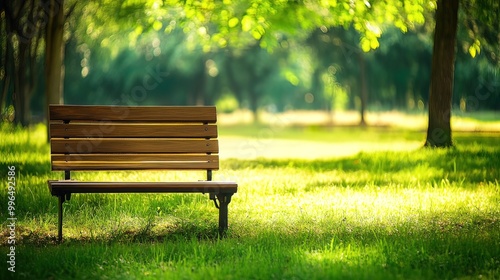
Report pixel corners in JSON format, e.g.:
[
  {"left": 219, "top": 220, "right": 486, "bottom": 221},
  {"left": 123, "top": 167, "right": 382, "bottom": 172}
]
[{"left": 1, "top": 111, "right": 499, "bottom": 279}]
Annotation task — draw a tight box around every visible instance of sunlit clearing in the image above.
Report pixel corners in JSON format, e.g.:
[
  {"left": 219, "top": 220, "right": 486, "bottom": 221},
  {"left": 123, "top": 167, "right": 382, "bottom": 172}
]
[{"left": 219, "top": 137, "right": 420, "bottom": 159}]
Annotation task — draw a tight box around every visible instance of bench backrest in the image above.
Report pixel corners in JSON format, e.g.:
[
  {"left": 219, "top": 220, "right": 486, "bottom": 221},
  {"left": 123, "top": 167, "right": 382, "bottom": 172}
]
[{"left": 49, "top": 105, "right": 219, "bottom": 173}]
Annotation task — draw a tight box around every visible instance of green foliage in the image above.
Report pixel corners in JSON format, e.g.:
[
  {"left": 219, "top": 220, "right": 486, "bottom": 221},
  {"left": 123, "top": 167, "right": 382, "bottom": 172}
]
[
  {"left": 460, "top": 0, "right": 500, "bottom": 65},
  {"left": 2, "top": 0, "right": 499, "bottom": 127},
  {"left": 215, "top": 94, "right": 239, "bottom": 113},
  {"left": 166, "top": 0, "right": 431, "bottom": 52}
]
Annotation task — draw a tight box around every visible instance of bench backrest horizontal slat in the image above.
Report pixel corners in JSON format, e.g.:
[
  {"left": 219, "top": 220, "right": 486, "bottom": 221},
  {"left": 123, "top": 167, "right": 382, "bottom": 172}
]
[
  {"left": 51, "top": 161, "right": 219, "bottom": 171},
  {"left": 50, "top": 105, "right": 217, "bottom": 122},
  {"left": 51, "top": 139, "right": 218, "bottom": 154},
  {"left": 49, "top": 105, "right": 220, "bottom": 171},
  {"left": 50, "top": 124, "right": 218, "bottom": 138},
  {"left": 51, "top": 154, "right": 218, "bottom": 162}
]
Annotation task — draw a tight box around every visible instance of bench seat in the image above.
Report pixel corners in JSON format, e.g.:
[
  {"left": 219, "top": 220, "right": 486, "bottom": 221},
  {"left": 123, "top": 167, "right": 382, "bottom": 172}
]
[{"left": 48, "top": 180, "right": 237, "bottom": 194}]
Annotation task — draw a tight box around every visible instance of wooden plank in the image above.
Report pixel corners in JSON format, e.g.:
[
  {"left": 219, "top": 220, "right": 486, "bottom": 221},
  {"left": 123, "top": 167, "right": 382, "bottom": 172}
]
[
  {"left": 51, "top": 161, "right": 219, "bottom": 171},
  {"left": 51, "top": 139, "right": 218, "bottom": 154},
  {"left": 48, "top": 181, "right": 238, "bottom": 194},
  {"left": 49, "top": 105, "right": 217, "bottom": 123},
  {"left": 50, "top": 123, "right": 218, "bottom": 138},
  {"left": 51, "top": 154, "right": 218, "bottom": 162}
]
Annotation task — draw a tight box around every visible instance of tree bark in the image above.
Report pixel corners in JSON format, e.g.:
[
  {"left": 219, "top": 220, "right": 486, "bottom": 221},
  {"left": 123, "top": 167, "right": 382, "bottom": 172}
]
[
  {"left": 44, "top": 0, "right": 65, "bottom": 141},
  {"left": 425, "top": 0, "right": 459, "bottom": 147},
  {"left": 44, "top": 0, "right": 65, "bottom": 112}
]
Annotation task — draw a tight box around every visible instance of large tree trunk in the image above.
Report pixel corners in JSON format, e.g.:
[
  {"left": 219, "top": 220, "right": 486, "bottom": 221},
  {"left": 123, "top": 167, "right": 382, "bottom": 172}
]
[
  {"left": 44, "top": 0, "right": 65, "bottom": 141},
  {"left": 425, "top": 0, "right": 459, "bottom": 147},
  {"left": 45, "top": 0, "right": 65, "bottom": 113}
]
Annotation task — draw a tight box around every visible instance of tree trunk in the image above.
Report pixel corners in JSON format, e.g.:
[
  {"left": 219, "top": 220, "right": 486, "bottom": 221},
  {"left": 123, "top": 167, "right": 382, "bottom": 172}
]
[
  {"left": 224, "top": 54, "right": 246, "bottom": 110},
  {"left": 13, "top": 36, "right": 33, "bottom": 126},
  {"left": 190, "top": 63, "right": 206, "bottom": 105},
  {"left": 358, "top": 53, "right": 368, "bottom": 126},
  {"left": 1, "top": 76, "right": 10, "bottom": 114},
  {"left": 44, "top": 0, "right": 65, "bottom": 141},
  {"left": 1, "top": 34, "right": 12, "bottom": 115},
  {"left": 248, "top": 88, "right": 259, "bottom": 123},
  {"left": 310, "top": 67, "right": 324, "bottom": 109},
  {"left": 424, "top": 0, "right": 459, "bottom": 147},
  {"left": 45, "top": 0, "right": 65, "bottom": 113}
]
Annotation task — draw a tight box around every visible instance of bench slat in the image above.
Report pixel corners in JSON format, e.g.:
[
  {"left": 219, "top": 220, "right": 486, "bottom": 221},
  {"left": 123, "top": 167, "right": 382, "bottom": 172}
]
[
  {"left": 50, "top": 124, "right": 218, "bottom": 138},
  {"left": 51, "top": 154, "right": 219, "bottom": 170},
  {"left": 52, "top": 161, "right": 219, "bottom": 170},
  {"left": 50, "top": 105, "right": 217, "bottom": 123},
  {"left": 51, "top": 139, "right": 218, "bottom": 154},
  {"left": 48, "top": 181, "right": 238, "bottom": 194},
  {"left": 51, "top": 154, "right": 218, "bottom": 162}
]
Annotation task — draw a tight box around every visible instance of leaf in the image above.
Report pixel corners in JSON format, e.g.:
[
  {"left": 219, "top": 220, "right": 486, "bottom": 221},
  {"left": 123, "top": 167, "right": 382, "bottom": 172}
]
[
  {"left": 468, "top": 39, "right": 481, "bottom": 58},
  {"left": 134, "top": 26, "right": 143, "bottom": 35},
  {"left": 285, "top": 70, "right": 300, "bottom": 86},
  {"left": 251, "top": 30, "right": 262, "bottom": 40},
  {"left": 361, "top": 38, "right": 371, "bottom": 52},
  {"left": 241, "top": 15, "right": 253, "bottom": 32},
  {"left": 370, "top": 38, "right": 380, "bottom": 50},
  {"left": 469, "top": 45, "right": 477, "bottom": 58},
  {"left": 228, "top": 17, "right": 239, "bottom": 28},
  {"left": 152, "top": 21, "right": 163, "bottom": 31}
]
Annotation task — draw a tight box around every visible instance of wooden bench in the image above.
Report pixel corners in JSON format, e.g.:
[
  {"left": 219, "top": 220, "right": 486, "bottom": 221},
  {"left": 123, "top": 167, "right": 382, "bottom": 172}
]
[{"left": 47, "top": 105, "right": 237, "bottom": 241}]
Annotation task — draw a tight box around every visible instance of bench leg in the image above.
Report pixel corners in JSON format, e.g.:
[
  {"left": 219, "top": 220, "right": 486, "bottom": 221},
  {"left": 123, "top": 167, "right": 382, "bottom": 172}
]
[
  {"left": 57, "top": 195, "right": 65, "bottom": 242},
  {"left": 215, "top": 194, "right": 232, "bottom": 237}
]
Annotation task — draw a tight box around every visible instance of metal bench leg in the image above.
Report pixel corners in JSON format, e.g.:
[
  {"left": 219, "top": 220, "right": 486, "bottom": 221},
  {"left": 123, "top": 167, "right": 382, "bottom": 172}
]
[
  {"left": 58, "top": 195, "right": 64, "bottom": 242},
  {"left": 56, "top": 193, "right": 71, "bottom": 242},
  {"left": 216, "top": 194, "right": 232, "bottom": 237},
  {"left": 57, "top": 193, "right": 73, "bottom": 242}
]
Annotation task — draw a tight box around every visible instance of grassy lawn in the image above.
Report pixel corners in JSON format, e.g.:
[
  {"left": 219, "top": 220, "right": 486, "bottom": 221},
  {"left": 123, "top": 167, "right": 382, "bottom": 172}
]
[{"left": 1, "top": 115, "right": 499, "bottom": 279}]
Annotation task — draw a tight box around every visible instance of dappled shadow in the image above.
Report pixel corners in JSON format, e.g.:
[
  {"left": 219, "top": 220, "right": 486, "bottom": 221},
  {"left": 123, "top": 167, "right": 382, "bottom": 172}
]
[
  {"left": 9, "top": 208, "right": 499, "bottom": 279},
  {"left": 2, "top": 217, "right": 222, "bottom": 246}
]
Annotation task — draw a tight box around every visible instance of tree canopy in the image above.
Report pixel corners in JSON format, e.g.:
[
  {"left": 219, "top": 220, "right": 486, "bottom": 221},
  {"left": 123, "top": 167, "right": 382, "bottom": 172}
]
[{"left": 1, "top": 0, "right": 498, "bottom": 143}]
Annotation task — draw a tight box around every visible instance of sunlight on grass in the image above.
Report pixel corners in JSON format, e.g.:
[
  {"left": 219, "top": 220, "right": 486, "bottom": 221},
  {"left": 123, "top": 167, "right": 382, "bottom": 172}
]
[
  {"left": 1, "top": 123, "right": 49, "bottom": 165},
  {"left": 225, "top": 165, "right": 499, "bottom": 231},
  {"left": 219, "top": 136, "right": 422, "bottom": 159},
  {"left": 0, "top": 119, "right": 499, "bottom": 279}
]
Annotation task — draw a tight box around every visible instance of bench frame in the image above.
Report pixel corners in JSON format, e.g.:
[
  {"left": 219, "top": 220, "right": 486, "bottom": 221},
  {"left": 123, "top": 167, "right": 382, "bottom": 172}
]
[{"left": 48, "top": 105, "right": 237, "bottom": 241}]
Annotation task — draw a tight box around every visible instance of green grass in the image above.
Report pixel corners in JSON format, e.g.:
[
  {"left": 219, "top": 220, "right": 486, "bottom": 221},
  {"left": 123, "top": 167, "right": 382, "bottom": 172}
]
[{"left": 1, "top": 121, "right": 500, "bottom": 279}]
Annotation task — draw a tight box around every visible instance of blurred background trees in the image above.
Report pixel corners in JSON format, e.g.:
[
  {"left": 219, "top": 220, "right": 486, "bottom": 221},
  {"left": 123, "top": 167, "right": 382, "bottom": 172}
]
[{"left": 1, "top": 0, "right": 498, "bottom": 138}]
